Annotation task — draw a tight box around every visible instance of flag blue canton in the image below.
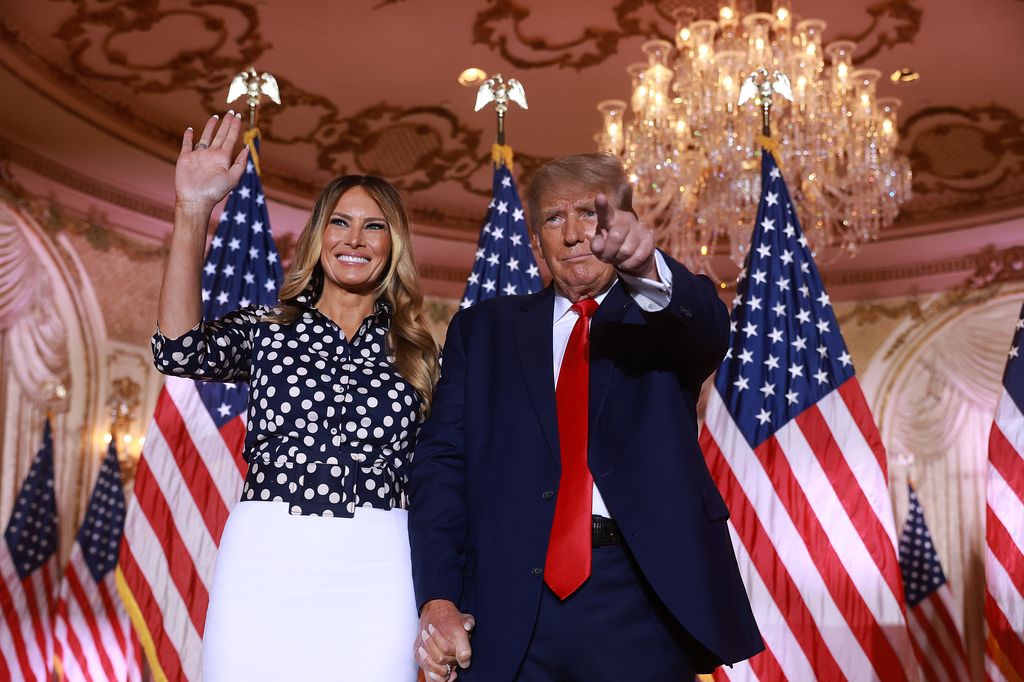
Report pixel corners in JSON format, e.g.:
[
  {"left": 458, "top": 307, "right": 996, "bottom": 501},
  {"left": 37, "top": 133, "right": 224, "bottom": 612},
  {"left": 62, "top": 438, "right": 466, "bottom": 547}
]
[
  {"left": 77, "top": 442, "right": 126, "bottom": 584},
  {"left": 4, "top": 420, "right": 57, "bottom": 579},
  {"left": 898, "top": 484, "right": 947, "bottom": 607},
  {"left": 714, "top": 152, "right": 854, "bottom": 448},
  {"left": 1002, "top": 302, "right": 1024, "bottom": 410},
  {"left": 460, "top": 164, "right": 541, "bottom": 308},
  {"left": 198, "top": 135, "right": 283, "bottom": 426}
]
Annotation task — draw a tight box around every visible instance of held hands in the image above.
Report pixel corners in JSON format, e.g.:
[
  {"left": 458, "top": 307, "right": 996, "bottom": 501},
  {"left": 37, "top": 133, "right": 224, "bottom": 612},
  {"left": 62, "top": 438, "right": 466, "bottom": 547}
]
[
  {"left": 416, "top": 599, "right": 475, "bottom": 681},
  {"left": 589, "top": 193, "right": 659, "bottom": 281},
  {"left": 175, "top": 111, "right": 249, "bottom": 214}
]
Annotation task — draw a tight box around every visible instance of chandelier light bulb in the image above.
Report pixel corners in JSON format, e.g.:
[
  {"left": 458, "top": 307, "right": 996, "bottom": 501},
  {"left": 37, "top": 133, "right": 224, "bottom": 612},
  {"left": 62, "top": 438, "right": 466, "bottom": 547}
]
[{"left": 596, "top": 5, "right": 912, "bottom": 279}]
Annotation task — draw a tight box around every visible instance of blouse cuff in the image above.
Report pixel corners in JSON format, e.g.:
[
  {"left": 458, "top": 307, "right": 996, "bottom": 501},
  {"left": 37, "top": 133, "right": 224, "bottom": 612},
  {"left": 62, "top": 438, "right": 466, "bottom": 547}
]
[{"left": 152, "top": 321, "right": 206, "bottom": 374}]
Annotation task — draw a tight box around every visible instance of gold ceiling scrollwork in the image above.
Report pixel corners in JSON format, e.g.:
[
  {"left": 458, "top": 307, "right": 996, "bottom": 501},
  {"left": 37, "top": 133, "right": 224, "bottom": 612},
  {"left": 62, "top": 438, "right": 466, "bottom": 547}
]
[
  {"left": 472, "top": 0, "right": 677, "bottom": 71},
  {"left": 832, "top": 0, "right": 922, "bottom": 65},
  {"left": 470, "top": 0, "right": 920, "bottom": 71},
  {"left": 52, "top": 0, "right": 269, "bottom": 93},
  {"left": 317, "top": 103, "right": 484, "bottom": 194},
  {"left": 899, "top": 104, "right": 1024, "bottom": 222}
]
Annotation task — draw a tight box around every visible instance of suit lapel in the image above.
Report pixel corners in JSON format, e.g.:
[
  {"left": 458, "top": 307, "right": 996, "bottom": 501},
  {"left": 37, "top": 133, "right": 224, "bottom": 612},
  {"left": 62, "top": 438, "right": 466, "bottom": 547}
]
[
  {"left": 514, "top": 288, "right": 560, "bottom": 463},
  {"left": 588, "top": 282, "right": 633, "bottom": 441}
]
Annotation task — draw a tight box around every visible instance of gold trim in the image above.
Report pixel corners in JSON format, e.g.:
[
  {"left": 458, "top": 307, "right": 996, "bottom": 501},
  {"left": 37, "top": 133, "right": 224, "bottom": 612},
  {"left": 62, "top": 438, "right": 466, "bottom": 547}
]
[{"left": 115, "top": 566, "right": 169, "bottom": 682}]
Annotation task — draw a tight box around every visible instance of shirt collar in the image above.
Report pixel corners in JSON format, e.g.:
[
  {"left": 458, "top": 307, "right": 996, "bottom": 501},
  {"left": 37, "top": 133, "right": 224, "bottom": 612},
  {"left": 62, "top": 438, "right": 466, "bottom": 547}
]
[
  {"left": 292, "top": 285, "right": 393, "bottom": 331},
  {"left": 553, "top": 280, "right": 615, "bottom": 324}
]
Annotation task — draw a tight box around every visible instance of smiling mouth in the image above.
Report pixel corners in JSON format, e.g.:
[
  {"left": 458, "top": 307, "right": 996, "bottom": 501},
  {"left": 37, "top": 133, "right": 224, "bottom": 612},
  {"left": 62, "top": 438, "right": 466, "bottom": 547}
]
[{"left": 336, "top": 254, "right": 370, "bottom": 264}]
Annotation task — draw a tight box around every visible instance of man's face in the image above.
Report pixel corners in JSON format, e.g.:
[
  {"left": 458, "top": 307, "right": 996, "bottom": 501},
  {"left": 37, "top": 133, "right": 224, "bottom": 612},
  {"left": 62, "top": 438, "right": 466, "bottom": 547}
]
[{"left": 533, "top": 182, "right": 616, "bottom": 301}]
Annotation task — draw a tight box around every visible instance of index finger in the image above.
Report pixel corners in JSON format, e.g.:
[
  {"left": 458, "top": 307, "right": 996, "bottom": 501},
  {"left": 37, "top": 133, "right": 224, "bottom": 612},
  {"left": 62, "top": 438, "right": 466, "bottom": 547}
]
[{"left": 595, "top": 193, "right": 614, "bottom": 233}]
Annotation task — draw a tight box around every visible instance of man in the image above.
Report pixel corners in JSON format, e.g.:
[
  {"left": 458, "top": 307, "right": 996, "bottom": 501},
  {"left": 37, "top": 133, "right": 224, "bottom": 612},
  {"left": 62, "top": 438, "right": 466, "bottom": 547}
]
[{"left": 409, "top": 153, "right": 763, "bottom": 681}]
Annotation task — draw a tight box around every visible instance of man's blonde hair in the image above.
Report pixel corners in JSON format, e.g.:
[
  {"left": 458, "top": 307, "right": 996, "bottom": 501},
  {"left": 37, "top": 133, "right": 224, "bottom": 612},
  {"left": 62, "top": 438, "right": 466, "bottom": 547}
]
[{"left": 526, "top": 153, "right": 637, "bottom": 232}]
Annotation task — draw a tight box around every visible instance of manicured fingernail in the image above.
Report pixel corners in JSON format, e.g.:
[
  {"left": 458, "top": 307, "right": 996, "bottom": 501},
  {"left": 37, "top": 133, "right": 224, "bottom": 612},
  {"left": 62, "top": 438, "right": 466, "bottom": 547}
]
[
  {"left": 418, "top": 646, "right": 428, "bottom": 660},
  {"left": 428, "top": 624, "right": 436, "bottom": 634},
  {"left": 235, "top": 112, "right": 242, "bottom": 119},
  {"left": 428, "top": 674, "right": 443, "bottom": 681},
  {"left": 186, "top": 127, "right": 192, "bottom": 132},
  {"left": 212, "top": 114, "right": 219, "bottom": 119},
  {"left": 463, "top": 621, "right": 473, "bottom": 631},
  {"left": 421, "top": 628, "right": 430, "bottom": 641}
]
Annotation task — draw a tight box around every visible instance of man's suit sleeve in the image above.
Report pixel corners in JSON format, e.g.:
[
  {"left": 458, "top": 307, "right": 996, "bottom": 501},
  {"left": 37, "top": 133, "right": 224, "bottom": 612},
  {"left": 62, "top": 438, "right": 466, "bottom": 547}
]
[
  {"left": 408, "top": 311, "right": 469, "bottom": 611},
  {"left": 647, "top": 251, "right": 731, "bottom": 387}
]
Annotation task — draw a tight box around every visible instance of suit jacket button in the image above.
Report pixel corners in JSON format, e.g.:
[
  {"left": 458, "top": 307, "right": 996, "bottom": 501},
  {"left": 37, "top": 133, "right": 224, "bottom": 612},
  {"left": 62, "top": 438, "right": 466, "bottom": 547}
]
[
  {"left": 542, "top": 490, "right": 554, "bottom": 501},
  {"left": 531, "top": 567, "right": 543, "bottom": 576}
]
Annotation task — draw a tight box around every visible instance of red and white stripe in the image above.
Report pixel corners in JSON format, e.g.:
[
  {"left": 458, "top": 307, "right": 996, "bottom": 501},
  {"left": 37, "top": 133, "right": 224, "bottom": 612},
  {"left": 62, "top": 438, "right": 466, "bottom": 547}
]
[
  {"left": 0, "top": 545, "right": 56, "bottom": 682},
  {"left": 985, "top": 388, "right": 1024, "bottom": 680},
  {"left": 54, "top": 542, "right": 142, "bottom": 682},
  {"left": 701, "top": 379, "right": 916, "bottom": 681},
  {"left": 117, "top": 377, "right": 246, "bottom": 681},
  {"left": 906, "top": 583, "right": 969, "bottom": 682}
]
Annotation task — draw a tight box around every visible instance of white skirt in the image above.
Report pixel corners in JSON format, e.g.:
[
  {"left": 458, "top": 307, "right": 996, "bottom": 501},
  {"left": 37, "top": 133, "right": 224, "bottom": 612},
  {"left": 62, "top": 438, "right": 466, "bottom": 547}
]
[{"left": 201, "top": 502, "right": 420, "bottom": 681}]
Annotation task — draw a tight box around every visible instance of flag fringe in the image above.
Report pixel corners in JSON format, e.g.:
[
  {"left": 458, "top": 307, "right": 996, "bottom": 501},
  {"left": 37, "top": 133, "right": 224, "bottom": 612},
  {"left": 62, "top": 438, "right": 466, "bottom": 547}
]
[
  {"left": 244, "top": 128, "right": 262, "bottom": 177},
  {"left": 492, "top": 143, "right": 513, "bottom": 171},
  {"left": 115, "top": 567, "right": 169, "bottom": 682}
]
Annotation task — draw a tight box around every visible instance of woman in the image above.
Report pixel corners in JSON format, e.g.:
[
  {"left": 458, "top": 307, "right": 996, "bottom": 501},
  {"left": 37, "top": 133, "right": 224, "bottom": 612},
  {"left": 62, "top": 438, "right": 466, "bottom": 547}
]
[{"left": 153, "top": 111, "right": 441, "bottom": 680}]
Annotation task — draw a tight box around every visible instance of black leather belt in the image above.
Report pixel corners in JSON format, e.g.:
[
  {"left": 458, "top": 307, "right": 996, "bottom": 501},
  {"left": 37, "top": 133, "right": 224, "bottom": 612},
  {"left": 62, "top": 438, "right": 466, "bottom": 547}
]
[{"left": 592, "top": 515, "right": 621, "bottom": 547}]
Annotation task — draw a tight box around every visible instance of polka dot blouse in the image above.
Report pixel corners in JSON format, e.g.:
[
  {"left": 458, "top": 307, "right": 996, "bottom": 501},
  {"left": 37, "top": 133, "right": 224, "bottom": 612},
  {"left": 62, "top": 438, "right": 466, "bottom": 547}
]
[{"left": 151, "top": 293, "right": 421, "bottom": 518}]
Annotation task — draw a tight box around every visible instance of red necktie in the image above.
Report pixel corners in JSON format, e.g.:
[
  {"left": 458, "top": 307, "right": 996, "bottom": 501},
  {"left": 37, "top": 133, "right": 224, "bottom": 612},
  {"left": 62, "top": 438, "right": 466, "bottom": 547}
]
[{"left": 544, "top": 298, "right": 600, "bottom": 599}]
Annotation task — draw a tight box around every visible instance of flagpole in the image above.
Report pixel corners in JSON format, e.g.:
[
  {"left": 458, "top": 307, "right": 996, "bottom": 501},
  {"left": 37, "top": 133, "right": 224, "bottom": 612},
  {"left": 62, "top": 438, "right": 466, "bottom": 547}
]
[{"left": 458, "top": 72, "right": 540, "bottom": 308}]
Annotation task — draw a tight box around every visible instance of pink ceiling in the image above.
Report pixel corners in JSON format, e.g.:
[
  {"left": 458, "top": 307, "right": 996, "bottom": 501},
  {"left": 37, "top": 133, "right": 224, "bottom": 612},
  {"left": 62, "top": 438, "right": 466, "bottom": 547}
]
[{"left": 0, "top": 0, "right": 1022, "bottom": 298}]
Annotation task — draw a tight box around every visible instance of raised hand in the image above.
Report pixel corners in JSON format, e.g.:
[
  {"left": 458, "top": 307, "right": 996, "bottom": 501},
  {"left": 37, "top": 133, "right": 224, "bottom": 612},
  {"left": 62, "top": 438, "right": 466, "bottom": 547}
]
[
  {"left": 589, "top": 193, "right": 658, "bottom": 280},
  {"left": 175, "top": 111, "right": 249, "bottom": 213}
]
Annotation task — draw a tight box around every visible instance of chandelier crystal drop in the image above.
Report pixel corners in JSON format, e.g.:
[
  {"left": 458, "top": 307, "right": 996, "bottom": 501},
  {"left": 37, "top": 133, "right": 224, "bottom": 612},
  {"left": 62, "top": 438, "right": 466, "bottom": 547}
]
[{"left": 595, "top": 0, "right": 912, "bottom": 278}]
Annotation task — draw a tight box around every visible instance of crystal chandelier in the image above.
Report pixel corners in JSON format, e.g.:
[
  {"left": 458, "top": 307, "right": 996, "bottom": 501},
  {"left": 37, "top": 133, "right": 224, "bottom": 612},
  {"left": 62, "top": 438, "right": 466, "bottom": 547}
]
[{"left": 595, "top": 0, "right": 912, "bottom": 277}]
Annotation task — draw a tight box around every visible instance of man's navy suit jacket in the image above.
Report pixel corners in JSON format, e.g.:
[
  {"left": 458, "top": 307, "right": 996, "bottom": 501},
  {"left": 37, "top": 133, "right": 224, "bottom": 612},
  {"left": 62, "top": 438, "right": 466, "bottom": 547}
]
[{"left": 409, "top": 254, "right": 764, "bottom": 679}]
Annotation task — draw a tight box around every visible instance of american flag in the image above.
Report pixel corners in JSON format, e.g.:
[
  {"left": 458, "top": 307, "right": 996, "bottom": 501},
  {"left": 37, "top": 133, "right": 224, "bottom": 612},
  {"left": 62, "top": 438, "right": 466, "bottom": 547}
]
[
  {"left": 117, "top": 130, "right": 283, "bottom": 681},
  {"left": 54, "top": 441, "right": 142, "bottom": 681},
  {"left": 984, "top": 300, "right": 1024, "bottom": 681},
  {"left": 459, "top": 157, "right": 541, "bottom": 307},
  {"left": 0, "top": 419, "right": 58, "bottom": 681},
  {"left": 899, "top": 482, "right": 969, "bottom": 681},
  {"left": 699, "top": 151, "right": 916, "bottom": 680}
]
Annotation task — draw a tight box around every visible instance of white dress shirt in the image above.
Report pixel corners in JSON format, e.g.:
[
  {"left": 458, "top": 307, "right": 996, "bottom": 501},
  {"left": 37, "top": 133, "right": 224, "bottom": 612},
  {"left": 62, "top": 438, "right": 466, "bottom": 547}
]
[{"left": 551, "top": 251, "right": 674, "bottom": 518}]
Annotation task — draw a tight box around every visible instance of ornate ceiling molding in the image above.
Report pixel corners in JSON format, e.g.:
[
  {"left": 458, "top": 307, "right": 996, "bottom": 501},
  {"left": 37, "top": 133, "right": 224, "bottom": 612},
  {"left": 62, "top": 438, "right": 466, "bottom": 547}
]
[
  {"left": 54, "top": 0, "right": 269, "bottom": 93},
  {"left": 835, "top": 244, "right": 1024, "bottom": 337},
  {"left": 469, "top": 0, "right": 920, "bottom": 71},
  {"left": 0, "top": 0, "right": 1019, "bottom": 237},
  {"left": 832, "top": 0, "right": 922, "bottom": 65},
  {"left": 0, "top": 3, "right": 542, "bottom": 217},
  {"left": 898, "top": 104, "right": 1024, "bottom": 224}
]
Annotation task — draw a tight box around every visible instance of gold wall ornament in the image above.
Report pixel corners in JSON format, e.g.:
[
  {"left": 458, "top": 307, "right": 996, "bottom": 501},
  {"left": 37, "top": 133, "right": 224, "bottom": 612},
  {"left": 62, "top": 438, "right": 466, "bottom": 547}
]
[
  {"left": 41, "top": 378, "right": 69, "bottom": 414},
  {"left": 226, "top": 67, "right": 281, "bottom": 128},
  {"left": 106, "top": 376, "right": 143, "bottom": 479},
  {"left": 107, "top": 377, "right": 140, "bottom": 434}
]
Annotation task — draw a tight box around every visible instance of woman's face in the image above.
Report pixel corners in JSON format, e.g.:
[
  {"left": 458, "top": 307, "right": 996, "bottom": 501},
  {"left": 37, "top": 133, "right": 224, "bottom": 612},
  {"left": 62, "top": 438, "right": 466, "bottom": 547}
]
[{"left": 318, "top": 186, "right": 392, "bottom": 295}]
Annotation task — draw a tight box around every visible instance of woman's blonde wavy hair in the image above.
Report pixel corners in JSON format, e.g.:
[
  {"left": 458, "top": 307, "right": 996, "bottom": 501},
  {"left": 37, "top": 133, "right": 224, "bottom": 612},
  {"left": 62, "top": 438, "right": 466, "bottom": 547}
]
[{"left": 268, "top": 175, "right": 440, "bottom": 418}]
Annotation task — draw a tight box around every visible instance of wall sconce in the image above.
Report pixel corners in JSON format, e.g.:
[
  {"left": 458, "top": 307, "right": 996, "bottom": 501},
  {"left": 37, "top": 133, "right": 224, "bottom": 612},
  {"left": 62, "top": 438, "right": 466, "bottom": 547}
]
[{"left": 107, "top": 377, "right": 143, "bottom": 482}]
